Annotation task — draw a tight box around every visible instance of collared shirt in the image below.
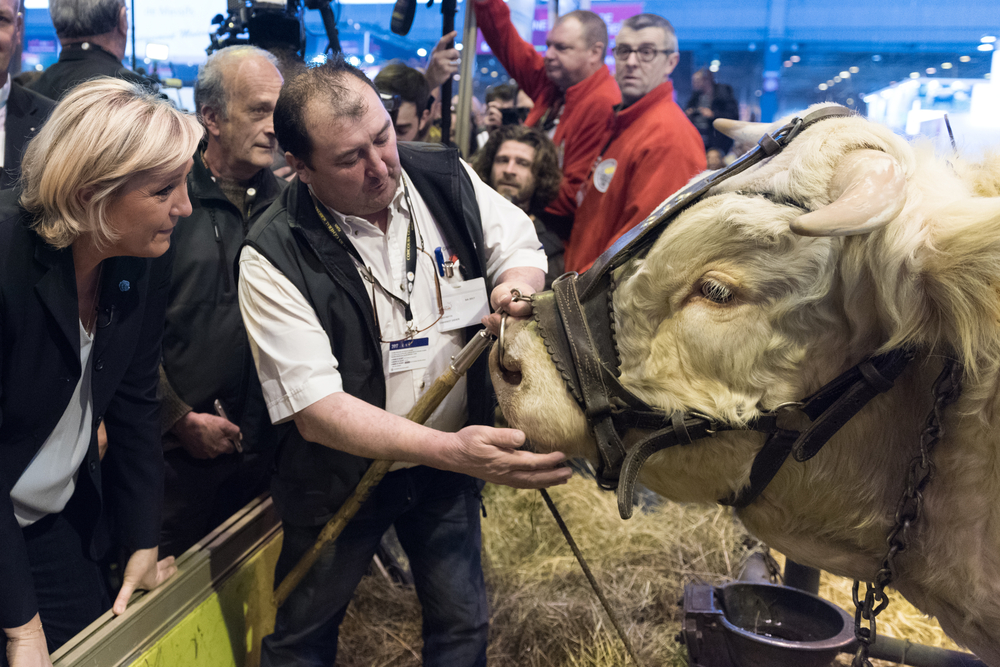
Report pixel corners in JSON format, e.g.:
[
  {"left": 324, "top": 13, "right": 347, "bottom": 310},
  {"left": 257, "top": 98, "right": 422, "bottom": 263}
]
[
  {"left": 0, "top": 78, "right": 12, "bottom": 169},
  {"left": 239, "top": 161, "right": 546, "bottom": 433}
]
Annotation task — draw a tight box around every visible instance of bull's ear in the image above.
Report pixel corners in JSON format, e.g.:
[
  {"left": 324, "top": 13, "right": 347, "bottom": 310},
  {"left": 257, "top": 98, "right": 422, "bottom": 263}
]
[
  {"left": 791, "top": 150, "right": 906, "bottom": 237},
  {"left": 714, "top": 118, "right": 771, "bottom": 144}
]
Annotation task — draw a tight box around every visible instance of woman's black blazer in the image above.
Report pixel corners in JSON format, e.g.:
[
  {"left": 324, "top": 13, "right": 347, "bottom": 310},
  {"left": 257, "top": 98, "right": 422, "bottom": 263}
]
[{"left": 0, "top": 189, "right": 171, "bottom": 628}]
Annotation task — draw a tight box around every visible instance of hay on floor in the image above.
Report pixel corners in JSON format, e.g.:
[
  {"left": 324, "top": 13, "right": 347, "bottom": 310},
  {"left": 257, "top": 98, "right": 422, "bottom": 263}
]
[{"left": 335, "top": 475, "right": 958, "bottom": 666}]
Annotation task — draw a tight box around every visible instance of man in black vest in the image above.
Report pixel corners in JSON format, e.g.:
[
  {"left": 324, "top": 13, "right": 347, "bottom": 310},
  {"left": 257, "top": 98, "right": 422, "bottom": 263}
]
[{"left": 238, "top": 58, "right": 570, "bottom": 667}]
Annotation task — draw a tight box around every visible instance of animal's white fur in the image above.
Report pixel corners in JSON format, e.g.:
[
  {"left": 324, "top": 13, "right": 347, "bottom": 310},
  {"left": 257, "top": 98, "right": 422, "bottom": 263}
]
[{"left": 490, "top": 106, "right": 1000, "bottom": 663}]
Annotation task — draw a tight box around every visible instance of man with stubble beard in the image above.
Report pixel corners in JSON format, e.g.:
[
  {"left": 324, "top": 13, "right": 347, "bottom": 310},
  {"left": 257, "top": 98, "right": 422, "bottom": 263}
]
[
  {"left": 471, "top": 124, "right": 564, "bottom": 286},
  {"left": 237, "top": 58, "right": 571, "bottom": 667}
]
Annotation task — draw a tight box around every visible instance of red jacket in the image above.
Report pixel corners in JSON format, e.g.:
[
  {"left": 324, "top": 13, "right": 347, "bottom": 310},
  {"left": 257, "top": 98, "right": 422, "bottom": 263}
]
[
  {"left": 475, "top": 0, "right": 620, "bottom": 222},
  {"left": 564, "top": 81, "right": 706, "bottom": 272}
]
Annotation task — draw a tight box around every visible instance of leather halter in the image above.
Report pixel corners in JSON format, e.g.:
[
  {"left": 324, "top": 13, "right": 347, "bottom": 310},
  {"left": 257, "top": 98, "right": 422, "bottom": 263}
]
[{"left": 528, "top": 105, "right": 914, "bottom": 519}]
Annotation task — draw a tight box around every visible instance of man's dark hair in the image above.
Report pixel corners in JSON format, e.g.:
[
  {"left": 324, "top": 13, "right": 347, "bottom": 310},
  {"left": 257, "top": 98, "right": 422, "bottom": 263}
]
[
  {"left": 374, "top": 62, "right": 431, "bottom": 114},
  {"left": 471, "top": 125, "right": 561, "bottom": 216},
  {"left": 621, "top": 13, "right": 678, "bottom": 52},
  {"left": 558, "top": 10, "right": 608, "bottom": 52},
  {"left": 485, "top": 83, "right": 517, "bottom": 105},
  {"left": 274, "top": 55, "right": 380, "bottom": 167}
]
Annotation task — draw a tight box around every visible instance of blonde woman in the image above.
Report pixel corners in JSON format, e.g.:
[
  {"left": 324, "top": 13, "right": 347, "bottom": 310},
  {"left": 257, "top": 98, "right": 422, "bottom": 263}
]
[{"left": 0, "top": 78, "right": 202, "bottom": 667}]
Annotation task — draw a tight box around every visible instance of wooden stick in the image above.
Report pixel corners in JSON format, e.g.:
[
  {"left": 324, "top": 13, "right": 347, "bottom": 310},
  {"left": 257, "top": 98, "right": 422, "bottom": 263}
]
[{"left": 273, "top": 330, "right": 493, "bottom": 607}]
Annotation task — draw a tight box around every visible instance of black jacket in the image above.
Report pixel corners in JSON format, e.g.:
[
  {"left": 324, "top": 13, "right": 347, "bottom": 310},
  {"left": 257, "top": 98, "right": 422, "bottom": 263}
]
[
  {"left": 161, "top": 153, "right": 284, "bottom": 451},
  {"left": 2, "top": 82, "right": 54, "bottom": 189},
  {"left": 0, "top": 189, "right": 170, "bottom": 627},
  {"left": 241, "top": 143, "right": 491, "bottom": 527},
  {"left": 685, "top": 82, "right": 739, "bottom": 153},
  {"left": 28, "top": 42, "right": 152, "bottom": 102}
]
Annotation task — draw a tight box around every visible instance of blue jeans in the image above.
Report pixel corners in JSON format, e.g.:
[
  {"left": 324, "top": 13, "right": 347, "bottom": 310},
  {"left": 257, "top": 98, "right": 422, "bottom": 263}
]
[{"left": 261, "top": 466, "right": 488, "bottom": 667}]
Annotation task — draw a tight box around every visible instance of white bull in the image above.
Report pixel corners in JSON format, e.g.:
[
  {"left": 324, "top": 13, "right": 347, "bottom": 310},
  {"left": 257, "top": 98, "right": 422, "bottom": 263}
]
[{"left": 491, "top": 105, "right": 1000, "bottom": 663}]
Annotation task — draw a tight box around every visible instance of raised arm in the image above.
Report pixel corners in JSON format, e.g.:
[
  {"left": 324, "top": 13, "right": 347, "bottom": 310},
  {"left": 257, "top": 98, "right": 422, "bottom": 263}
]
[{"left": 473, "top": 0, "right": 551, "bottom": 100}]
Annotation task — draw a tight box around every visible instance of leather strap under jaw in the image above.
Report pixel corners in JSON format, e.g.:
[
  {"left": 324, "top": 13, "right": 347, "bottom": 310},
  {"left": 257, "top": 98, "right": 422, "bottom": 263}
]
[{"left": 611, "top": 349, "right": 916, "bottom": 518}]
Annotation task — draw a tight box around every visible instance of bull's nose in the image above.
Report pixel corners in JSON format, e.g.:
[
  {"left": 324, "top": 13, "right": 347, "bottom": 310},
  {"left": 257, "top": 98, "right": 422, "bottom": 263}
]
[{"left": 492, "top": 341, "right": 523, "bottom": 386}]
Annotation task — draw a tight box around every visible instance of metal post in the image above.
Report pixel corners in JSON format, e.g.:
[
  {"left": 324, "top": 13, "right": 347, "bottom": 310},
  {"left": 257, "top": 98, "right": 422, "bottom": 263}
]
[
  {"left": 130, "top": 0, "right": 136, "bottom": 70},
  {"left": 438, "top": 0, "right": 457, "bottom": 145},
  {"left": 454, "top": 2, "right": 476, "bottom": 158}
]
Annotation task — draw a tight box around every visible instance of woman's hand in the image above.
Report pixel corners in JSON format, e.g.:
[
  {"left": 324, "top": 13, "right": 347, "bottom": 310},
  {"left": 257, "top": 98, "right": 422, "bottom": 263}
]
[
  {"left": 4, "top": 614, "right": 51, "bottom": 667},
  {"left": 112, "top": 548, "right": 177, "bottom": 615}
]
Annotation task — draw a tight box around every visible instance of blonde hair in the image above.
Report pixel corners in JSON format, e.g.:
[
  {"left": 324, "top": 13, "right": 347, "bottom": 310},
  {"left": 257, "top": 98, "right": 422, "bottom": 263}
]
[{"left": 21, "top": 77, "right": 204, "bottom": 249}]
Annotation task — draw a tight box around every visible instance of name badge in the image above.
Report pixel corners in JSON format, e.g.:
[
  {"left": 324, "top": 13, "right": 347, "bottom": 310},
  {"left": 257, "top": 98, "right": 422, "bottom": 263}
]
[
  {"left": 388, "top": 337, "right": 430, "bottom": 373},
  {"left": 594, "top": 158, "right": 617, "bottom": 193},
  {"left": 438, "top": 277, "right": 489, "bottom": 332}
]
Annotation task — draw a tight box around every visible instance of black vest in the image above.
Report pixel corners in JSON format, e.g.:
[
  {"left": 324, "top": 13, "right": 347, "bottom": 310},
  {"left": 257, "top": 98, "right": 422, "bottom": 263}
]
[{"left": 242, "top": 143, "right": 492, "bottom": 526}]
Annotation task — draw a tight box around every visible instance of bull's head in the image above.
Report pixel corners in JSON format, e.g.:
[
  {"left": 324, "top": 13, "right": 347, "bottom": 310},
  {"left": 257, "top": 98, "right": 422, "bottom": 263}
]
[{"left": 491, "top": 104, "right": 999, "bottom": 506}]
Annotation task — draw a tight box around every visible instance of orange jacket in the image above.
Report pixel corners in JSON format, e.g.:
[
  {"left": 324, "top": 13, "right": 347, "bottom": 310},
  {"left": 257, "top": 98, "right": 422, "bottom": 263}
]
[
  {"left": 564, "top": 81, "right": 707, "bottom": 272},
  {"left": 474, "top": 0, "right": 620, "bottom": 221}
]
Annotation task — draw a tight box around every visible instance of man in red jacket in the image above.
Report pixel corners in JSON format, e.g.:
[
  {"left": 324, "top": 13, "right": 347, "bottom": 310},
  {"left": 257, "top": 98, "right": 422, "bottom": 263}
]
[
  {"left": 474, "top": 0, "right": 620, "bottom": 238},
  {"left": 564, "top": 13, "right": 706, "bottom": 273}
]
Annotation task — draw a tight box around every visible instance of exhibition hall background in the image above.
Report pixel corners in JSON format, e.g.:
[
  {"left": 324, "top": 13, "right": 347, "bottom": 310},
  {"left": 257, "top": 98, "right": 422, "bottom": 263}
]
[{"left": 20, "top": 0, "right": 1000, "bottom": 149}]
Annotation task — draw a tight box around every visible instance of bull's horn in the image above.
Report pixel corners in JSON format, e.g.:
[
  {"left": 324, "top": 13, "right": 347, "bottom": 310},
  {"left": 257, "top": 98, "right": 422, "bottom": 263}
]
[
  {"left": 791, "top": 150, "right": 906, "bottom": 237},
  {"left": 714, "top": 118, "right": 771, "bottom": 143}
]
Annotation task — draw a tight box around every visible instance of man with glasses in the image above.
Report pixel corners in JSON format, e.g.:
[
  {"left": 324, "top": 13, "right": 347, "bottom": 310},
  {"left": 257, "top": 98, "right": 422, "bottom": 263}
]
[
  {"left": 238, "top": 58, "right": 570, "bottom": 667},
  {"left": 474, "top": 0, "right": 620, "bottom": 240},
  {"left": 564, "top": 13, "right": 706, "bottom": 272}
]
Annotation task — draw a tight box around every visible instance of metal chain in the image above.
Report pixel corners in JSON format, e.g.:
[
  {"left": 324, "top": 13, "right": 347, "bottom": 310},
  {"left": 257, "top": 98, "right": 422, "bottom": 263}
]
[{"left": 851, "top": 358, "right": 962, "bottom": 667}]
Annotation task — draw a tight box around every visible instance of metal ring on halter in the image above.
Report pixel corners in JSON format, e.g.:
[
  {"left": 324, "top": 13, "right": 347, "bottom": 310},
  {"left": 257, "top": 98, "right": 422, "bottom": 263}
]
[
  {"left": 510, "top": 288, "right": 533, "bottom": 303},
  {"left": 498, "top": 312, "right": 509, "bottom": 370}
]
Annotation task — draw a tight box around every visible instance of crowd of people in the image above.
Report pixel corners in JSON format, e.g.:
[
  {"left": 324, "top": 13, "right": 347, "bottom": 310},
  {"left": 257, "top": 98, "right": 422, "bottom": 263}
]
[{"left": 1, "top": 0, "right": 739, "bottom": 665}]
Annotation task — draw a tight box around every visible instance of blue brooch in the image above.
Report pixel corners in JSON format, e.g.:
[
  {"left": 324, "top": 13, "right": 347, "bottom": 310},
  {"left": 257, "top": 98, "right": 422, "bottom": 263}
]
[{"left": 119, "top": 280, "right": 130, "bottom": 292}]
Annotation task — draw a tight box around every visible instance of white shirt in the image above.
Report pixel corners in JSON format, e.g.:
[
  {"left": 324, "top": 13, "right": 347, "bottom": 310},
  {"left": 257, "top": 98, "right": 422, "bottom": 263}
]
[
  {"left": 12, "top": 321, "right": 95, "bottom": 527},
  {"left": 0, "top": 78, "right": 11, "bottom": 169},
  {"left": 238, "top": 162, "right": 546, "bottom": 434}
]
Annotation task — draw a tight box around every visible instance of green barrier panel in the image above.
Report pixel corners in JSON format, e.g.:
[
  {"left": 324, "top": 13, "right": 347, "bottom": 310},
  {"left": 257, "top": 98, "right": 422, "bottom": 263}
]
[
  {"left": 129, "top": 530, "right": 282, "bottom": 667},
  {"left": 52, "top": 496, "right": 283, "bottom": 667}
]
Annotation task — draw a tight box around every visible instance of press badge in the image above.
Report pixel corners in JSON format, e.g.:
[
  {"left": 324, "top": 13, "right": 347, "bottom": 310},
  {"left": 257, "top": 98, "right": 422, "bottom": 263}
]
[
  {"left": 438, "top": 277, "right": 489, "bottom": 332},
  {"left": 388, "top": 338, "right": 431, "bottom": 373}
]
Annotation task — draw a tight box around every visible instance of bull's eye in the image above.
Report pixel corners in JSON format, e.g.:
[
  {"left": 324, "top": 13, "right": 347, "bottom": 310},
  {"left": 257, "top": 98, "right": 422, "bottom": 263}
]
[{"left": 700, "top": 280, "right": 735, "bottom": 304}]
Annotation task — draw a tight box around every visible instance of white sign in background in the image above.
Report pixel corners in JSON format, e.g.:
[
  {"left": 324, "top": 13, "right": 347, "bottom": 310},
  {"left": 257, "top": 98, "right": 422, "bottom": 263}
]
[{"left": 127, "top": 0, "right": 225, "bottom": 65}]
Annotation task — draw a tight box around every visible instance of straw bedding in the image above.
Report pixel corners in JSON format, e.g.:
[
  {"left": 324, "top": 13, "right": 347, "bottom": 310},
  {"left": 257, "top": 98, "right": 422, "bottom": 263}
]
[{"left": 335, "top": 475, "right": 959, "bottom": 667}]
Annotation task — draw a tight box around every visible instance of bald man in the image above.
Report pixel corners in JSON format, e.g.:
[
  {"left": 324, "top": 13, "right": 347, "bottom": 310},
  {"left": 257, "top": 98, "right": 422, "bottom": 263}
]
[{"left": 474, "top": 1, "right": 620, "bottom": 238}]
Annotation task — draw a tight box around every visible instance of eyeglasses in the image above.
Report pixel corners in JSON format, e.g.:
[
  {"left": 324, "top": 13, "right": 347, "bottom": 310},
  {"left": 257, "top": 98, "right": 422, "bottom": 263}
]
[{"left": 612, "top": 45, "right": 674, "bottom": 62}]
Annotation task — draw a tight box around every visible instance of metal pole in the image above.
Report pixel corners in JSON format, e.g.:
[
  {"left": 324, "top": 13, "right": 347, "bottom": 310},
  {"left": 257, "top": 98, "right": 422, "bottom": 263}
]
[
  {"left": 130, "top": 0, "right": 136, "bottom": 70},
  {"left": 438, "top": 0, "right": 457, "bottom": 145},
  {"left": 863, "top": 636, "right": 985, "bottom": 667},
  {"left": 454, "top": 2, "right": 476, "bottom": 158}
]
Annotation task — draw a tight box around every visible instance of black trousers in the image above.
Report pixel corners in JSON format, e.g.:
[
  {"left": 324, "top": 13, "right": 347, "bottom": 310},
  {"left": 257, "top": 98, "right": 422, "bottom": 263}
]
[{"left": 0, "top": 509, "right": 110, "bottom": 665}]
